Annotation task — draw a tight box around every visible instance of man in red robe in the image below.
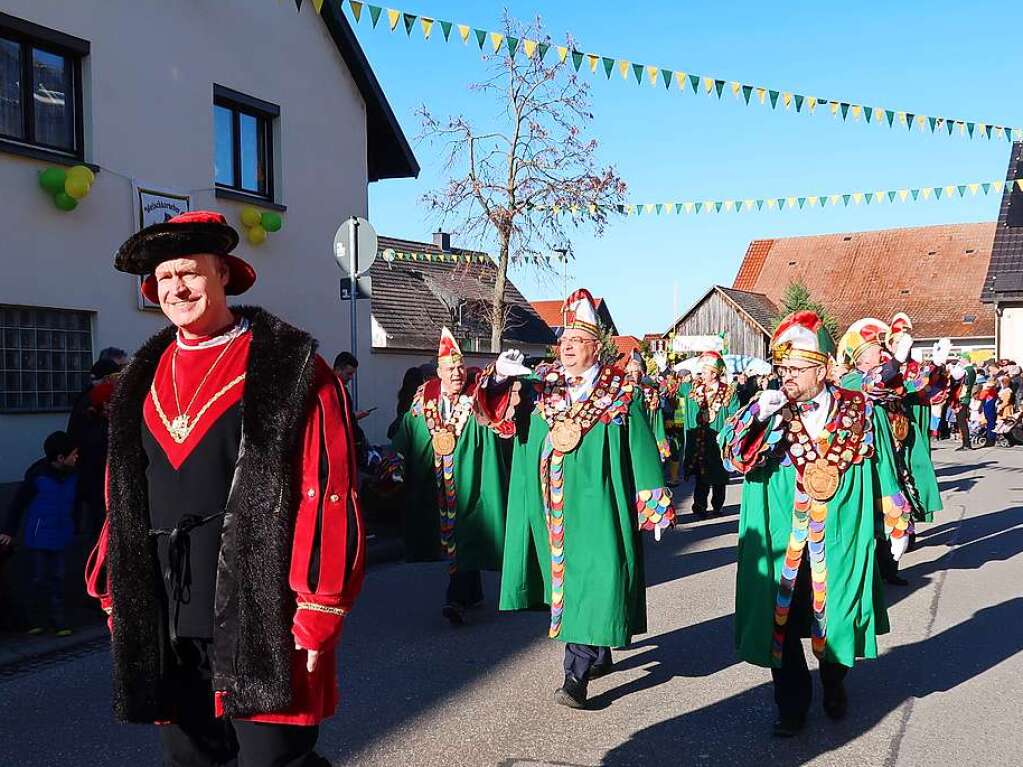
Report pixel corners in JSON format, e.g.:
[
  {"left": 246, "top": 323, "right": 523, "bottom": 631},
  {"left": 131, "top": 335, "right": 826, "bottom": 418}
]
[{"left": 86, "top": 211, "right": 364, "bottom": 766}]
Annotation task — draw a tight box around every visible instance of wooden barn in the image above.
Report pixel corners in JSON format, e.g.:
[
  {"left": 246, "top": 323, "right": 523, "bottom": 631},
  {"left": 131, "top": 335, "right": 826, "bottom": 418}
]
[{"left": 665, "top": 286, "right": 777, "bottom": 359}]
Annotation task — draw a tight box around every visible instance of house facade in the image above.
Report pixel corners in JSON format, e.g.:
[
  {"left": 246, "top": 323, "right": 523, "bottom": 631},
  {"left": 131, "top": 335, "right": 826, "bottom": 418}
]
[
  {"left": 0, "top": 1, "right": 417, "bottom": 481},
  {"left": 981, "top": 141, "right": 1023, "bottom": 362},
  {"left": 664, "top": 286, "right": 777, "bottom": 359}
]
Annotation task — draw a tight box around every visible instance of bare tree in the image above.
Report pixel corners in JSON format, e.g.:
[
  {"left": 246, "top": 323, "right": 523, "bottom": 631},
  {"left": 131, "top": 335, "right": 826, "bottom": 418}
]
[{"left": 418, "top": 14, "right": 627, "bottom": 352}]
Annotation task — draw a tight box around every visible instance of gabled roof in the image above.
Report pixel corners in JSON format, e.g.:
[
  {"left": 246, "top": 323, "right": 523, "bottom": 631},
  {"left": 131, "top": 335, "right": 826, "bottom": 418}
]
[
  {"left": 611, "top": 335, "right": 641, "bottom": 361},
  {"left": 732, "top": 222, "right": 996, "bottom": 339},
  {"left": 319, "top": 4, "right": 418, "bottom": 181},
  {"left": 982, "top": 141, "right": 1023, "bottom": 300},
  {"left": 370, "top": 236, "right": 554, "bottom": 350},
  {"left": 717, "top": 287, "right": 778, "bottom": 333}
]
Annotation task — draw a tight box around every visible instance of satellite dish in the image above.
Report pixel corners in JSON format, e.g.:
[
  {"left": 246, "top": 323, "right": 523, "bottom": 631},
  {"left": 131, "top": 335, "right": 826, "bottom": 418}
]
[
  {"left": 382, "top": 248, "right": 396, "bottom": 263},
  {"left": 333, "top": 217, "right": 378, "bottom": 277}
]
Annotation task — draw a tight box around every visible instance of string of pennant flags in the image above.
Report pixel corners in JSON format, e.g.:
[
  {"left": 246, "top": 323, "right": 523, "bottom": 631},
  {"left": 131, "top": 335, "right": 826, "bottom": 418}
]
[
  {"left": 288, "top": 0, "right": 1023, "bottom": 143},
  {"left": 536, "top": 178, "right": 1023, "bottom": 217},
  {"left": 386, "top": 249, "right": 490, "bottom": 263}
]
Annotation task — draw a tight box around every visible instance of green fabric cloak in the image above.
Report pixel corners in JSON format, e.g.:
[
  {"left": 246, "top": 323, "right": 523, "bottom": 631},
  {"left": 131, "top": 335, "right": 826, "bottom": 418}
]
[
  {"left": 498, "top": 366, "right": 672, "bottom": 647},
  {"left": 679, "top": 380, "right": 740, "bottom": 485}
]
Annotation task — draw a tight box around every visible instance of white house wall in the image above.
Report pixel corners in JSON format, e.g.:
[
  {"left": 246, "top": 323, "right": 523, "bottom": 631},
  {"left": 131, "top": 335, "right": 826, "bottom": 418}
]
[{"left": 0, "top": 0, "right": 372, "bottom": 481}]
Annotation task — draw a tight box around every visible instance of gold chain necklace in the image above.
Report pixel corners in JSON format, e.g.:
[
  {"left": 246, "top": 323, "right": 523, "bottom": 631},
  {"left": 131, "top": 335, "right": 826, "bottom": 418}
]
[{"left": 151, "top": 334, "right": 244, "bottom": 444}]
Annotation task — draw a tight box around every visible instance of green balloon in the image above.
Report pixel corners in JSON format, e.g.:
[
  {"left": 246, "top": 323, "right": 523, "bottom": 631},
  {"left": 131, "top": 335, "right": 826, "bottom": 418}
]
[
  {"left": 260, "top": 211, "right": 283, "bottom": 232},
  {"left": 39, "top": 167, "right": 67, "bottom": 196},
  {"left": 54, "top": 191, "right": 78, "bottom": 211}
]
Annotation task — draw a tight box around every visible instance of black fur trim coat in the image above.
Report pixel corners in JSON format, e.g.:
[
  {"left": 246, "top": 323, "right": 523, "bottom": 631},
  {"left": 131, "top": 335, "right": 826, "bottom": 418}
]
[{"left": 105, "top": 307, "right": 317, "bottom": 722}]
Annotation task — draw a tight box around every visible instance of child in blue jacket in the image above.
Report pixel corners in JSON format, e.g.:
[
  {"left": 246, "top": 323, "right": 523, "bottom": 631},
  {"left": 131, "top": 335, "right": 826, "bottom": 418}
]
[{"left": 0, "top": 431, "right": 78, "bottom": 635}]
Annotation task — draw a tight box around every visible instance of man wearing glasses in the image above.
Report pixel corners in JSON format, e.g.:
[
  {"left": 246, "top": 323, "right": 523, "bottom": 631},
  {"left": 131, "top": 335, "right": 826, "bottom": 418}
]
[
  {"left": 478, "top": 289, "right": 674, "bottom": 709},
  {"left": 720, "top": 311, "right": 889, "bottom": 737}
]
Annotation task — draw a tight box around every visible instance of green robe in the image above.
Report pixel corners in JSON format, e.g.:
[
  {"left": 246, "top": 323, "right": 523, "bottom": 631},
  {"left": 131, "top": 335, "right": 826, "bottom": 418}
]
[
  {"left": 497, "top": 365, "right": 673, "bottom": 647},
  {"left": 392, "top": 379, "right": 508, "bottom": 572},
  {"left": 638, "top": 381, "right": 670, "bottom": 462},
  {"left": 720, "top": 388, "right": 890, "bottom": 669},
  {"left": 679, "top": 380, "right": 740, "bottom": 485}
]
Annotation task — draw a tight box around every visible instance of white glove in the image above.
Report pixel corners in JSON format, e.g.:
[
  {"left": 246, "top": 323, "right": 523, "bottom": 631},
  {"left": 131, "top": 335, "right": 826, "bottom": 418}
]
[
  {"left": 890, "top": 534, "right": 909, "bottom": 562},
  {"left": 949, "top": 362, "right": 967, "bottom": 381},
  {"left": 931, "top": 337, "right": 952, "bottom": 367},
  {"left": 893, "top": 333, "right": 914, "bottom": 363},
  {"left": 755, "top": 390, "right": 788, "bottom": 421},
  {"left": 495, "top": 349, "right": 531, "bottom": 379}
]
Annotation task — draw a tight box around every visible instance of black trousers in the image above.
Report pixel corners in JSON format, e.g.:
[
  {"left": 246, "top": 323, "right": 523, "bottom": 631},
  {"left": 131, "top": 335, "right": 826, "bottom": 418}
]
[
  {"left": 955, "top": 406, "right": 971, "bottom": 448},
  {"left": 446, "top": 569, "right": 483, "bottom": 607},
  {"left": 770, "top": 560, "right": 849, "bottom": 721},
  {"left": 693, "top": 479, "right": 726, "bottom": 513},
  {"left": 563, "top": 643, "right": 611, "bottom": 681},
  {"left": 875, "top": 535, "right": 900, "bottom": 581},
  {"left": 159, "top": 639, "right": 324, "bottom": 767}
]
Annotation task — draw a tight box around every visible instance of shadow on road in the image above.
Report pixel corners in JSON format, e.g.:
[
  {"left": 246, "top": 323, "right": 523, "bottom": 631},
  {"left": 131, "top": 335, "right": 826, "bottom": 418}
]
[{"left": 599, "top": 597, "right": 1023, "bottom": 766}]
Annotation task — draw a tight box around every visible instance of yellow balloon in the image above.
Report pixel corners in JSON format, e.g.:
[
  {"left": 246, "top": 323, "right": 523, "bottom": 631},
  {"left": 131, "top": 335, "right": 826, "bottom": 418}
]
[
  {"left": 246, "top": 225, "right": 267, "bottom": 245},
  {"left": 67, "top": 165, "right": 95, "bottom": 185},
  {"left": 65, "top": 177, "right": 91, "bottom": 200},
  {"left": 240, "top": 207, "right": 262, "bottom": 228}
]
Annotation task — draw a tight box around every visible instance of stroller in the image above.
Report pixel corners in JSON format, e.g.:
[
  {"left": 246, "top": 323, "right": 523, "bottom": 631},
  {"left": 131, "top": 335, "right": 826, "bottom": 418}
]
[{"left": 993, "top": 414, "right": 1023, "bottom": 447}]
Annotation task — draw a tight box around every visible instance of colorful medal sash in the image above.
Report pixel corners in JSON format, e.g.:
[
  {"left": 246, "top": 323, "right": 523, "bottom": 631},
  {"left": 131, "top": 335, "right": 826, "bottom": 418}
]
[
  {"left": 536, "top": 365, "right": 633, "bottom": 638},
  {"left": 419, "top": 387, "right": 474, "bottom": 573},
  {"left": 772, "top": 388, "right": 871, "bottom": 663},
  {"left": 687, "top": 380, "right": 734, "bottom": 475}
]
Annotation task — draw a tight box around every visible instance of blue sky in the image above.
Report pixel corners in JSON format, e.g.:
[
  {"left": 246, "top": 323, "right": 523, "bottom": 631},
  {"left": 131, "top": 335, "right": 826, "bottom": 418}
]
[{"left": 351, "top": 0, "right": 1023, "bottom": 336}]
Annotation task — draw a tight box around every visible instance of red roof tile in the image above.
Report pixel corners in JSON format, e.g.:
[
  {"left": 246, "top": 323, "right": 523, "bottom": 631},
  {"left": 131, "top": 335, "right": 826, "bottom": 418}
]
[
  {"left": 611, "top": 335, "right": 641, "bottom": 361},
  {"left": 730, "top": 222, "right": 996, "bottom": 339}
]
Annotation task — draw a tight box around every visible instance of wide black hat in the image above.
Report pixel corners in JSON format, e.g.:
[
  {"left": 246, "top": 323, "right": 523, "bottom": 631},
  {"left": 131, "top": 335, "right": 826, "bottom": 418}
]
[{"left": 114, "top": 210, "right": 255, "bottom": 301}]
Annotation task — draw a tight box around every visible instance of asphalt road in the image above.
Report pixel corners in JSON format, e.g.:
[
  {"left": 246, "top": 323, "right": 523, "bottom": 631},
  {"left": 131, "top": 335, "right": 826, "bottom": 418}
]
[{"left": 1, "top": 443, "right": 1021, "bottom": 766}]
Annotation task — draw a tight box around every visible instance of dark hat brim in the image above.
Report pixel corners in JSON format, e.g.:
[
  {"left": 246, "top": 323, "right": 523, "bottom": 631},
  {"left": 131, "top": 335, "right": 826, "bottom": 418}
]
[
  {"left": 140, "top": 254, "right": 255, "bottom": 303},
  {"left": 115, "top": 221, "right": 241, "bottom": 276}
]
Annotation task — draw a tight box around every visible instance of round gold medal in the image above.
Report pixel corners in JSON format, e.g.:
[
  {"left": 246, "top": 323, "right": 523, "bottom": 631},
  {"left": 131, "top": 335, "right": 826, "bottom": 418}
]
[
  {"left": 432, "top": 430, "right": 456, "bottom": 456},
  {"left": 550, "top": 419, "right": 582, "bottom": 453},
  {"left": 803, "top": 458, "right": 840, "bottom": 502},
  {"left": 890, "top": 413, "right": 909, "bottom": 442}
]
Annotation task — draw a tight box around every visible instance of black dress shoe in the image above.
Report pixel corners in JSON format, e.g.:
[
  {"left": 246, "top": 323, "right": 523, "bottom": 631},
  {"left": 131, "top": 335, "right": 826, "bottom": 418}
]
[
  {"left": 883, "top": 574, "right": 909, "bottom": 586},
  {"left": 772, "top": 715, "right": 806, "bottom": 737},
  {"left": 554, "top": 674, "right": 588, "bottom": 709},
  {"left": 588, "top": 660, "right": 613, "bottom": 680},
  {"left": 823, "top": 682, "right": 849, "bottom": 721},
  {"left": 441, "top": 603, "right": 466, "bottom": 626}
]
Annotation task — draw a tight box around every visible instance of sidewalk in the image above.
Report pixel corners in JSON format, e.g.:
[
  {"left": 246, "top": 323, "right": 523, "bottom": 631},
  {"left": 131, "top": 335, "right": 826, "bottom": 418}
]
[{"left": 0, "top": 532, "right": 406, "bottom": 673}]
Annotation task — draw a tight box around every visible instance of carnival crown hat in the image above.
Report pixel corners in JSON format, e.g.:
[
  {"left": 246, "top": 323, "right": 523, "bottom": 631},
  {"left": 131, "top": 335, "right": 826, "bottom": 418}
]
[
  {"left": 885, "top": 312, "right": 913, "bottom": 350},
  {"left": 561, "top": 288, "right": 601, "bottom": 339},
  {"left": 698, "top": 350, "right": 727, "bottom": 373},
  {"left": 772, "top": 310, "right": 835, "bottom": 366},
  {"left": 437, "top": 326, "right": 464, "bottom": 364},
  {"left": 115, "top": 211, "right": 255, "bottom": 303},
  {"left": 837, "top": 317, "right": 890, "bottom": 365}
]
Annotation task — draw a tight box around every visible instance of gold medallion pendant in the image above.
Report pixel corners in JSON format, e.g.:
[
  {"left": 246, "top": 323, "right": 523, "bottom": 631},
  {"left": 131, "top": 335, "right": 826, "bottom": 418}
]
[
  {"left": 803, "top": 458, "right": 840, "bottom": 502},
  {"left": 890, "top": 413, "right": 910, "bottom": 442},
  {"left": 550, "top": 419, "right": 582, "bottom": 453},
  {"left": 432, "top": 430, "right": 457, "bottom": 456},
  {"left": 169, "top": 414, "right": 191, "bottom": 444}
]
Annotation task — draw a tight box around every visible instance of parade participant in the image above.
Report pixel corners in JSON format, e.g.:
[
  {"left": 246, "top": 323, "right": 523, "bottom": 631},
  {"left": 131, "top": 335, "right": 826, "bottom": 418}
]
[
  {"left": 391, "top": 327, "right": 510, "bottom": 626},
  {"left": 85, "top": 211, "right": 364, "bottom": 766},
  {"left": 679, "top": 351, "right": 740, "bottom": 518},
  {"left": 949, "top": 357, "right": 977, "bottom": 450},
  {"left": 625, "top": 350, "right": 671, "bottom": 462},
  {"left": 839, "top": 318, "right": 948, "bottom": 580},
  {"left": 478, "top": 288, "right": 674, "bottom": 709},
  {"left": 720, "top": 311, "right": 889, "bottom": 737}
]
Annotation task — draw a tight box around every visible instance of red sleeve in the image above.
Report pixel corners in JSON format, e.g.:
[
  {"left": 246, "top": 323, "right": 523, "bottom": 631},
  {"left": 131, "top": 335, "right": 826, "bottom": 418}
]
[
  {"left": 471, "top": 366, "right": 524, "bottom": 438},
  {"left": 289, "top": 356, "right": 366, "bottom": 653},
  {"left": 85, "top": 513, "right": 113, "bottom": 631}
]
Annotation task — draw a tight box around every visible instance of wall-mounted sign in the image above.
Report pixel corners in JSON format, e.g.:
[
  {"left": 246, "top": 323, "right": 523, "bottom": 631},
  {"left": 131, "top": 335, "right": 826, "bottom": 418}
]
[
  {"left": 131, "top": 183, "right": 191, "bottom": 311},
  {"left": 671, "top": 334, "right": 724, "bottom": 353}
]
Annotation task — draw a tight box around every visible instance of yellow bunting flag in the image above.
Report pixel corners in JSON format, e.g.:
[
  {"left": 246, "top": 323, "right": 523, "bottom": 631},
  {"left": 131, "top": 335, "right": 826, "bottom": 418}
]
[
  {"left": 311, "top": 0, "right": 324, "bottom": 13},
  {"left": 458, "top": 24, "right": 470, "bottom": 43},
  {"left": 557, "top": 46, "right": 568, "bottom": 63},
  {"left": 732, "top": 82, "right": 742, "bottom": 97},
  {"left": 757, "top": 88, "right": 767, "bottom": 105},
  {"left": 675, "top": 72, "right": 688, "bottom": 91},
  {"left": 420, "top": 17, "right": 433, "bottom": 38},
  {"left": 349, "top": 1, "right": 363, "bottom": 22},
  {"left": 619, "top": 60, "right": 631, "bottom": 80},
  {"left": 647, "top": 66, "right": 659, "bottom": 86},
  {"left": 523, "top": 39, "right": 537, "bottom": 57},
  {"left": 490, "top": 32, "right": 504, "bottom": 52},
  {"left": 386, "top": 8, "right": 400, "bottom": 31},
  {"left": 703, "top": 77, "right": 714, "bottom": 94},
  {"left": 588, "top": 54, "right": 599, "bottom": 73}
]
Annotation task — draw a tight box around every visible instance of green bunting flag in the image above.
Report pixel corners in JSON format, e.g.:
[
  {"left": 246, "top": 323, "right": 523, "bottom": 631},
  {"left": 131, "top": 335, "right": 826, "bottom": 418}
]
[
  {"left": 532, "top": 178, "right": 1019, "bottom": 220},
  {"left": 334, "top": 0, "right": 1023, "bottom": 142}
]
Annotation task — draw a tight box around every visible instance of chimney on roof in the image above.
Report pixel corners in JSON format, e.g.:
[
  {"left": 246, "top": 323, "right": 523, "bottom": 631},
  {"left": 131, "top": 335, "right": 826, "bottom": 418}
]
[{"left": 433, "top": 231, "right": 451, "bottom": 252}]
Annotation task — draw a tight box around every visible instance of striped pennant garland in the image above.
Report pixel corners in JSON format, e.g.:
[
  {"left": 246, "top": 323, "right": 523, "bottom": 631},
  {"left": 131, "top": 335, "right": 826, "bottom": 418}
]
[
  {"left": 322, "top": 0, "right": 1023, "bottom": 143},
  {"left": 540, "top": 442, "right": 567, "bottom": 638},
  {"left": 433, "top": 452, "right": 458, "bottom": 574},
  {"left": 386, "top": 250, "right": 490, "bottom": 263},
  {"left": 535, "top": 179, "right": 1023, "bottom": 217}
]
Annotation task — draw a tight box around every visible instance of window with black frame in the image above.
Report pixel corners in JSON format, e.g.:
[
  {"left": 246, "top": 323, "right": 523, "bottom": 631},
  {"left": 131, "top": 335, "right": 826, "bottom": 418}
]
[
  {"left": 0, "top": 14, "right": 87, "bottom": 159},
  {"left": 214, "top": 85, "right": 278, "bottom": 201}
]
